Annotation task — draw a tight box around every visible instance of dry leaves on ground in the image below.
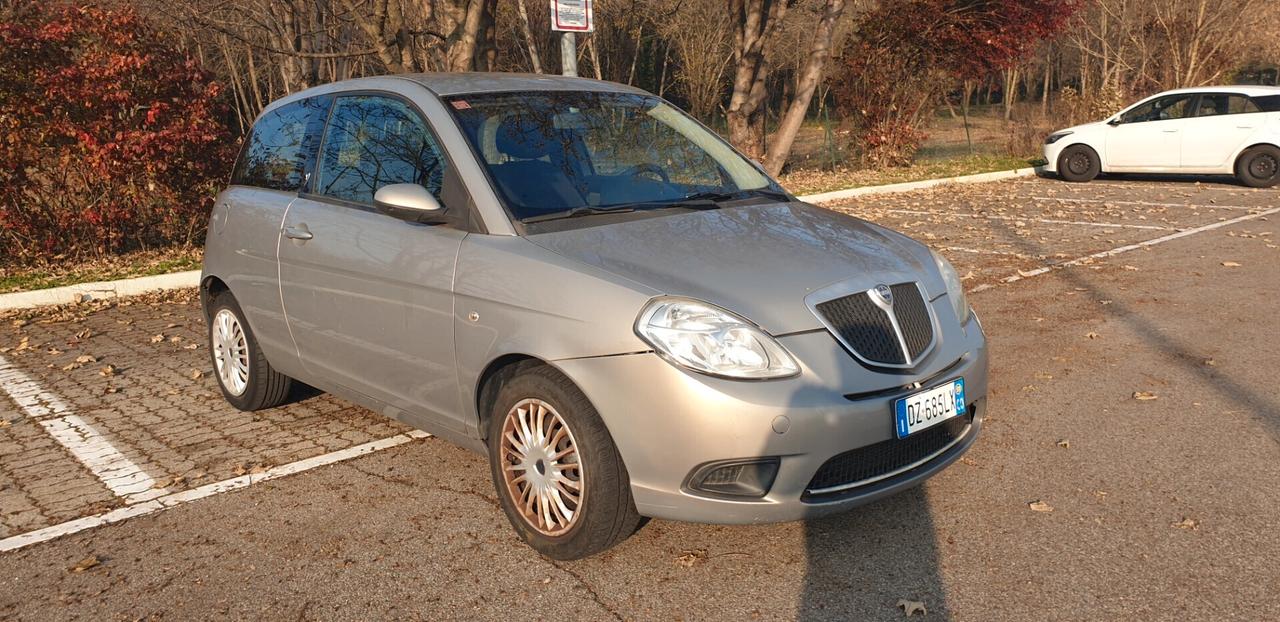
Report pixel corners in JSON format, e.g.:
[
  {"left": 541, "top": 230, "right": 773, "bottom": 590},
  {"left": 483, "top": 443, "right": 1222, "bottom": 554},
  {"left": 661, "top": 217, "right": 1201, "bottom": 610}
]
[
  {"left": 1172, "top": 517, "right": 1199, "bottom": 530},
  {"left": 1132, "top": 391, "right": 1158, "bottom": 401},
  {"left": 1029, "top": 500, "right": 1054, "bottom": 512},
  {"left": 675, "top": 548, "right": 708, "bottom": 568},
  {"left": 69, "top": 555, "right": 101, "bottom": 573},
  {"left": 897, "top": 599, "right": 927, "bottom": 616},
  {"left": 1221, "top": 261, "right": 1242, "bottom": 267}
]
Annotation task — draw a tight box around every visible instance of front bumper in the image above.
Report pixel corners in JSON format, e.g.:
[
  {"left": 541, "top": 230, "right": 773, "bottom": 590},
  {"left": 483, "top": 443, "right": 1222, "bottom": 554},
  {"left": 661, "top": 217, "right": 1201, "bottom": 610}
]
[
  {"left": 1043, "top": 139, "right": 1068, "bottom": 173},
  {"left": 553, "top": 315, "right": 989, "bottom": 524}
]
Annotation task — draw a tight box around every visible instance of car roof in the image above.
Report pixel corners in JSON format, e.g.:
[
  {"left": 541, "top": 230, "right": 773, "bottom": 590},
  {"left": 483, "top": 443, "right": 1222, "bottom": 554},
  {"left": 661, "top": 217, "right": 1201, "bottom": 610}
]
[
  {"left": 256, "top": 72, "right": 650, "bottom": 119},
  {"left": 1153, "top": 85, "right": 1280, "bottom": 98}
]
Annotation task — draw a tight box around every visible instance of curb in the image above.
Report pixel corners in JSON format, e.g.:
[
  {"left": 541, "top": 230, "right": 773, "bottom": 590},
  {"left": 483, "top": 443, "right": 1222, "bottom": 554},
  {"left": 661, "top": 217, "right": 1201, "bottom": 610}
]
[
  {"left": 0, "top": 270, "right": 201, "bottom": 312},
  {"left": 0, "top": 165, "right": 1045, "bottom": 312},
  {"left": 797, "top": 166, "right": 1043, "bottom": 205}
]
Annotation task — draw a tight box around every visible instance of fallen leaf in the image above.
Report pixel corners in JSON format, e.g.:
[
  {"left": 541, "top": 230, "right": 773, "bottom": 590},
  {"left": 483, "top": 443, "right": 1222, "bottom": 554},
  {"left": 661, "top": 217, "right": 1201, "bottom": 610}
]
[
  {"left": 0, "top": 419, "right": 10, "bottom": 428},
  {"left": 1056, "top": 439, "right": 1070, "bottom": 449},
  {"left": 675, "top": 549, "right": 708, "bottom": 568},
  {"left": 1029, "top": 500, "right": 1054, "bottom": 512},
  {"left": 233, "top": 464, "right": 248, "bottom": 476},
  {"left": 74, "top": 329, "right": 92, "bottom": 339},
  {"left": 103, "top": 386, "right": 119, "bottom": 395},
  {"left": 70, "top": 556, "right": 100, "bottom": 573},
  {"left": 169, "top": 336, "right": 183, "bottom": 343},
  {"left": 1221, "top": 261, "right": 1241, "bottom": 267},
  {"left": 1085, "top": 332, "right": 1100, "bottom": 339},
  {"left": 897, "top": 599, "right": 927, "bottom": 617},
  {"left": 1172, "top": 517, "right": 1199, "bottom": 530},
  {"left": 189, "top": 369, "right": 204, "bottom": 380},
  {"left": 183, "top": 344, "right": 199, "bottom": 350},
  {"left": 75, "top": 355, "right": 96, "bottom": 364},
  {"left": 99, "top": 365, "right": 117, "bottom": 377},
  {"left": 1132, "top": 391, "right": 1158, "bottom": 401},
  {"left": 1202, "top": 358, "right": 1216, "bottom": 367},
  {"left": 150, "top": 334, "right": 165, "bottom": 343},
  {"left": 540, "top": 576, "right": 552, "bottom": 584}
]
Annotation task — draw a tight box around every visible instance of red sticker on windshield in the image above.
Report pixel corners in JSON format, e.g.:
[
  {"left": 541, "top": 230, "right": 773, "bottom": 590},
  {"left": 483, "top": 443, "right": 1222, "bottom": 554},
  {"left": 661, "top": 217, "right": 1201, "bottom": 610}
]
[{"left": 451, "top": 100, "right": 471, "bottom": 110}]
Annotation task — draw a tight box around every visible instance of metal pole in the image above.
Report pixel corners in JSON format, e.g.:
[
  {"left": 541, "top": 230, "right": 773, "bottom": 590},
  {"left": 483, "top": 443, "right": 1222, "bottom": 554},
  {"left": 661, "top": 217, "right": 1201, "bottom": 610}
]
[{"left": 560, "top": 32, "right": 578, "bottom": 77}]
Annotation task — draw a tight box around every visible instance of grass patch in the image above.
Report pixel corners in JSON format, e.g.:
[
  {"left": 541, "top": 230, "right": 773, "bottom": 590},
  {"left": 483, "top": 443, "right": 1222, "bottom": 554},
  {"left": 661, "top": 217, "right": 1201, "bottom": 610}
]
[
  {"left": 0, "top": 248, "right": 202, "bottom": 294},
  {"left": 779, "top": 154, "right": 1043, "bottom": 196}
]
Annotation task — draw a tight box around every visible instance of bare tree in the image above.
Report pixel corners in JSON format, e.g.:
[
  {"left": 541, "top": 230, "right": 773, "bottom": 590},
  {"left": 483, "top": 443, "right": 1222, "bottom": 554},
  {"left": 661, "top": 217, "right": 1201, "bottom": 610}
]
[
  {"left": 726, "top": 0, "right": 790, "bottom": 158},
  {"left": 761, "top": 0, "right": 845, "bottom": 175}
]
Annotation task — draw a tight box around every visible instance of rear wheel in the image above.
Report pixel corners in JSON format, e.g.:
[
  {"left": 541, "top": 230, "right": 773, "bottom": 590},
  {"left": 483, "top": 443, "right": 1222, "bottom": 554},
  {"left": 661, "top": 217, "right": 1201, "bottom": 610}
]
[
  {"left": 207, "top": 292, "right": 292, "bottom": 411},
  {"left": 487, "top": 364, "right": 643, "bottom": 560},
  {"left": 1057, "top": 144, "right": 1101, "bottom": 182},
  {"left": 1235, "top": 145, "right": 1280, "bottom": 188}
]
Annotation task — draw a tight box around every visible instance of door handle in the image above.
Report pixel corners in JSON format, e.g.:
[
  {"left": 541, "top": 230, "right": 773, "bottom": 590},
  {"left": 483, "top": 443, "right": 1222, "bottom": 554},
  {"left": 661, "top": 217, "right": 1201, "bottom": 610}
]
[
  {"left": 1236, "top": 126, "right": 1255, "bottom": 129},
  {"left": 283, "top": 225, "right": 313, "bottom": 241},
  {"left": 1162, "top": 128, "right": 1179, "bottom": 133}
]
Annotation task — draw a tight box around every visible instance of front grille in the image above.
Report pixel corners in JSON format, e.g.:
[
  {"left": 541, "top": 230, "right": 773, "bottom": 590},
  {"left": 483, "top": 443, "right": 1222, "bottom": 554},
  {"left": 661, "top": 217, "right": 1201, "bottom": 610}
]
[
  {"left": 814, "top": 283, "right": 934, "bottom": 367},
  {"left": 805, "top": 413, "right": 971, "bottom": 496}
]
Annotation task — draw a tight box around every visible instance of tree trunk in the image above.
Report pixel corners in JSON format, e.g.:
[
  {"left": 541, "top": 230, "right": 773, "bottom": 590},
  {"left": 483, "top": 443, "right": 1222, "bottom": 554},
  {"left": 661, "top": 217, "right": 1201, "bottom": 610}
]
[
  {"left": 726, "top": 0, "right": 788, "bottom": 159},
  {"left": 515, "top": 0, "right": 542, "bottom": 73},
  {"left": 762, "top": 0, "right": 846, "bottom": 176}
]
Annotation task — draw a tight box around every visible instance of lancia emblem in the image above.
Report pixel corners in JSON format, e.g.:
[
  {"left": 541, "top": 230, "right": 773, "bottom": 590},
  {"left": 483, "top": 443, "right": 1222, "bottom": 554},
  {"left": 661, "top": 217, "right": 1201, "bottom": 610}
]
[{"left": 873, "top": 284, "right": 893, "bottom": 305}]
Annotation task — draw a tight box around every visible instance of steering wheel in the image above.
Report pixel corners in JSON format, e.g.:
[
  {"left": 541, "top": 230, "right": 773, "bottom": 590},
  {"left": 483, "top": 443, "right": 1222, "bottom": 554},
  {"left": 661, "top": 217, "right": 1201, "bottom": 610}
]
[{"left": 619, "top": 162, "right": 670, "bottom": 184}]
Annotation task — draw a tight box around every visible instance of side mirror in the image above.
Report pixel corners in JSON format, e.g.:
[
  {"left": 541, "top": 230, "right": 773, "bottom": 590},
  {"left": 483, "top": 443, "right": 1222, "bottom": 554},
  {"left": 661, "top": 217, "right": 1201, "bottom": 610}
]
[
  {"left": 373, "top": 183, "right": 446, "bottom": 223},
  {"left": 1106, "top": 117, "right": 1122, "bottom": 126}
]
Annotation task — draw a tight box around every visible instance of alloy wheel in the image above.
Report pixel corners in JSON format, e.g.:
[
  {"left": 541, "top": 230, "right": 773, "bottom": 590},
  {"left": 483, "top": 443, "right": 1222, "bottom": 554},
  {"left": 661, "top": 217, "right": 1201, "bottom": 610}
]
[
  {"left": 212, "top": 308, "right": 250, "bottom": 396},
  {"left": 499, "top": 398, "right": 584, "bottom": 536}
]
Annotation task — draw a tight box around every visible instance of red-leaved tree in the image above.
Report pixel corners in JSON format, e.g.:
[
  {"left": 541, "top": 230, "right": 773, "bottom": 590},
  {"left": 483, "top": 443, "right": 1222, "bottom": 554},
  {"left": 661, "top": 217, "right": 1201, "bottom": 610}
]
[
  {"left": 0, "top": 2, "right": 234, "bottom": 265},
  {"left": 831, "top": 0, "right": 1078, "bottom": 166}
]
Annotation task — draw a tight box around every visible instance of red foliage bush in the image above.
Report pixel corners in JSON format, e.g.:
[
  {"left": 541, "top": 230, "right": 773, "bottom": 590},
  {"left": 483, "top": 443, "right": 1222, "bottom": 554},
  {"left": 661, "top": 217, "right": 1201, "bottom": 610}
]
[
  {"left": 830, "top": 0, "right": 1078, "bottom": 166},
  {"left": 0, "top": 2, "right": 234, "bottom": 266}
]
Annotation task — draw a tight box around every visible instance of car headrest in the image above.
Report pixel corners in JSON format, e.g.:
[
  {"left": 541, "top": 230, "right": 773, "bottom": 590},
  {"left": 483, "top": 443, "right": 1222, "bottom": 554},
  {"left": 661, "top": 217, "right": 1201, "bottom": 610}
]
[{"left": 495, "top": 115, "right": 559, "bottom": 160}]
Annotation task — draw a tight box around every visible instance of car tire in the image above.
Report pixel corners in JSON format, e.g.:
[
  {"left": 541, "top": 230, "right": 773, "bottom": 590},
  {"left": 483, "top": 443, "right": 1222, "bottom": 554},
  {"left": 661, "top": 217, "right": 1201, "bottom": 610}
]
[
  {"left": 1234, "top": 145, "right": 1280, "bottom": 188},
  {"left": 487, "top": 364, "right": 643, "bottom": 560},
  {"left": 1057, "top": 144, "right": 1101, "bottom": 182},
  {"left": 207, "top": 292, "right": 292, "bottom": 411}
]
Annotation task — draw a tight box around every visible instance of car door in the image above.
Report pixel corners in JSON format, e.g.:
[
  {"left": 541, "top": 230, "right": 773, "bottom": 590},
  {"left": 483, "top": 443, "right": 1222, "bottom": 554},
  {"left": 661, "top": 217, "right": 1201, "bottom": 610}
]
[
  {"left": 213, "top": 95, "right": 331, "bottom": 377},
  {"left": 278, "top": 93, "right": 467, "bottom": 428},
  {"left": 1106, "top": 94, "right": 1195, "bottom": 170},
  {"left": 1180, "top": 93, "right": 1267, "bottom": 170}
]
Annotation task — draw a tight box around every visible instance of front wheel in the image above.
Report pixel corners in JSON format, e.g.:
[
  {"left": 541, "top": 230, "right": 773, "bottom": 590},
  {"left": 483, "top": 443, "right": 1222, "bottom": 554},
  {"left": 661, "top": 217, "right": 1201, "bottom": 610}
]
[
  {"left": 487, "top": 364, "right": 643, "bottom": 560},
  {"left": 1235, "top": 145, "right": 1280, "bottom": 188},
  {"left": 1057, "top": 144, "right": 1101, "bottom": 182}
]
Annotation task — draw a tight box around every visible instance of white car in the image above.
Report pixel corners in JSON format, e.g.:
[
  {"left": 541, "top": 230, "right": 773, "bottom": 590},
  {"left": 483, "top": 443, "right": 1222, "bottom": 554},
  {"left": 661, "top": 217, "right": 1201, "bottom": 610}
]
[{"left": 1044, "top": 86, "right": 1280, "bottom": 187}]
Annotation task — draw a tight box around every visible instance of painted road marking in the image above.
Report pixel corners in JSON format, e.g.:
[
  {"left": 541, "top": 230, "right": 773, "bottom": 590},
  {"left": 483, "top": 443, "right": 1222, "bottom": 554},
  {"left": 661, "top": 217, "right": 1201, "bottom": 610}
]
[
  {"left": 0, "top": 430, "right": 431, "bottom": 552},
  {"left": 885, "top": 209, "right": 1173, "bottom": 231},
  {"left": 973, "top": 206, "right": 1280, "bottom": 291},
  {"left": 1029, "top": 196, "right": 1257, "bottom": 211},
  {"left": 0, "top": 354, "right": 164, "bottom": 504}
]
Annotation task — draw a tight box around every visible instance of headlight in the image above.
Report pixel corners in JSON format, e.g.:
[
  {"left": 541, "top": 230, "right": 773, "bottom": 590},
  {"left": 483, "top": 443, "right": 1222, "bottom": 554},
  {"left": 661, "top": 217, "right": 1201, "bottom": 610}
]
[
  {"left": 931, "top": 249, "right": 971, "bottom": 324},
  {"left": 1044, "top": 131, "right": 1072, "bottom": 145},
  {"left": 635, "top": 298, "right": 799, "bottom": 379}
]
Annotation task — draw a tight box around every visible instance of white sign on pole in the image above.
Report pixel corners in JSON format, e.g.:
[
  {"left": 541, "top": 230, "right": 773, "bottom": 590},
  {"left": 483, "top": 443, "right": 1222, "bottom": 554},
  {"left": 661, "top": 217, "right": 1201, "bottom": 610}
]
[{"left": 551, "top": 0, "right": 593, "bottom": 32}]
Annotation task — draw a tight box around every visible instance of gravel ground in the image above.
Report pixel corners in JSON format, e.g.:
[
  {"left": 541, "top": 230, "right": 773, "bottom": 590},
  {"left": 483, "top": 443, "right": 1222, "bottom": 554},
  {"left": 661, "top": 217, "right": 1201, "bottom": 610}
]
[{"left": 0, "top": 175, "right": 1277, "bottom": 621}]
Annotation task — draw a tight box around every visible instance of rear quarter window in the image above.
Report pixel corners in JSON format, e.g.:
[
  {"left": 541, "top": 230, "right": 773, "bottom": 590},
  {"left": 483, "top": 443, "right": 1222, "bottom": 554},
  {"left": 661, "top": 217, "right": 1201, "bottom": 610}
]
[
  {"left": 231, "top": 96, "right": 332, "bottom": 191},
  {"left": 1254, "top": 95, "right": 1280, "bottom": 112}
]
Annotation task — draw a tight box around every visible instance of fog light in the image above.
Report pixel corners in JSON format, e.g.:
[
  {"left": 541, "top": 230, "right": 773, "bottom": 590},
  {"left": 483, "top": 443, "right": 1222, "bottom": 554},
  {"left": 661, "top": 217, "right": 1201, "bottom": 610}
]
[{"left": 687, "top": 458, "right": 780, "bottom": 498}]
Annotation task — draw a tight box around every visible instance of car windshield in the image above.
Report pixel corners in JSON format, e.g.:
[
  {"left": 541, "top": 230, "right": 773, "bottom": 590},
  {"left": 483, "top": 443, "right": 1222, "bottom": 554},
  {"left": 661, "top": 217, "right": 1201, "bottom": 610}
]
[{"left": 445, "top": 91, "right": 782, "bottom": 223}]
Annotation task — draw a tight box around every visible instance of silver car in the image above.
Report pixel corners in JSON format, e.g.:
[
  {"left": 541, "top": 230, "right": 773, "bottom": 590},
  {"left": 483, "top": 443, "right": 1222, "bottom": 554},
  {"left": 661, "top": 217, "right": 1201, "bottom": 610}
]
[{"left": 201, "top": 74, "right": 988, "bottom": 559}]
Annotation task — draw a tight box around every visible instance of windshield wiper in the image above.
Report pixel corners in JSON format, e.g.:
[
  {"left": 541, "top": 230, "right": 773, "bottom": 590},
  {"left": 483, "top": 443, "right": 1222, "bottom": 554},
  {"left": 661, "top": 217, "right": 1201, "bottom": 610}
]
[
  {"left": 521, "top": 205, "right": 635, "bottom": 224},
  {"left": 680, "top": 188, "right": 791, "bottom": 203}
]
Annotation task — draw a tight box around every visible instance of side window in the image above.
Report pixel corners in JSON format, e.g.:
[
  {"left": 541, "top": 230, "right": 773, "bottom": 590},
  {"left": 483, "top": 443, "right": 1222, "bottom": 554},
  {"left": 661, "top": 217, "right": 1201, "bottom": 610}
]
[
  {"left": 1194, "top": 94, "right": 1262, "bottom": 116},
  {"left": 231, "top": 96, "right": 331, "bottom": 191},
  {"left": 314, "top": 95, "right": 449, "bottom": 206},
  {"left": 1120, "top": 94, "right": 1194, "bottom": 124},
  {"left": 1256, "top": 95, "right": 1280, "bottom": 112}
]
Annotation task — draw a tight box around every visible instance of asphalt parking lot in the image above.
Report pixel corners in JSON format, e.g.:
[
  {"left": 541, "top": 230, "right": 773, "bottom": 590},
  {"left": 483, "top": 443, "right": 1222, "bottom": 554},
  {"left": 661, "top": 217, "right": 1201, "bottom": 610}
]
[{"left": 1, "top": 174, "right": 1277, "bottom": 621}]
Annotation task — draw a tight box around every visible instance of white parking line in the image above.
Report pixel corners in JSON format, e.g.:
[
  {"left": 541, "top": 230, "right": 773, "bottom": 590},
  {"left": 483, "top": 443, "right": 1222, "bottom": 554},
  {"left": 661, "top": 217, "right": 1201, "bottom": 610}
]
[
  {"left": 1029, "top": 196, "right": 1257, "bottom": 211},
  {"left": 885, "top": 208, "right": 1172, "bottom": 231},
  {"left": 0, "top": 354, "right": 164, "bottom": 504},
  {"left": 989, "top": 206, "right": 1280, "bottom": 287},
  {"left": 0, "top": 430, "right": 431, "bottom": 553}
]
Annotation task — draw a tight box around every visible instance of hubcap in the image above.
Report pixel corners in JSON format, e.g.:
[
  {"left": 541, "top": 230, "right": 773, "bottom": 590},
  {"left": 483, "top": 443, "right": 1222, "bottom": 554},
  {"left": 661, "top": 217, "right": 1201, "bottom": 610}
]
[
  {"left": 211, "top": 309, "right": 250, "bottom": 396},
  {"left": 1250, "top": 154, "right": 1277, "bottom": 179},
  {"left": 1069, "top": 153, "right": 1090, "bottom": 175},
  {"left": 499, "top": 398, "right": 583, "bottom": 536}
]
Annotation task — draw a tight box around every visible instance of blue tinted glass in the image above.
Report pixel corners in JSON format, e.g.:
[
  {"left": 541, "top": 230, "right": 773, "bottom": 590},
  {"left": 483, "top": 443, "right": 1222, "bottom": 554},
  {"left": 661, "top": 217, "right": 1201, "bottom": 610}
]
[
  {"left": 315, "top": 96, "right": 447, "bottom": 205},
  {"left": 232, "top": 96, "right": 330, "bottom": 191}
]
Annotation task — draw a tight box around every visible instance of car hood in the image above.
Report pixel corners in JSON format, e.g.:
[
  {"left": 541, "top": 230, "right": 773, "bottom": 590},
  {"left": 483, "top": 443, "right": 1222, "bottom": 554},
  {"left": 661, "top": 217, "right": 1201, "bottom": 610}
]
[
  {"left": 1054, "top": 120, "right": 1108, "bottom": 135},
  {"left": 525, "top": 201, "right": 943, "bottom": 334}
]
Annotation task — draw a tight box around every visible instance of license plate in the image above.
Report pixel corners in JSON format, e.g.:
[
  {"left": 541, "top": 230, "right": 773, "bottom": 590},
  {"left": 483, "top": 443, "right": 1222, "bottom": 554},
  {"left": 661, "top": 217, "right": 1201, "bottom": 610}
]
[{"left": 894, "top": 378, "right": 966, "bottom": 439}]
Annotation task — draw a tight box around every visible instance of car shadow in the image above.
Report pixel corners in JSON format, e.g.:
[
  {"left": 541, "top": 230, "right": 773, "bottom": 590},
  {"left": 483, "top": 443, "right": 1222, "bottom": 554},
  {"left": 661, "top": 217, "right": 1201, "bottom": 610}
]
[{"left": 798, "top": 487, "right": 950, "bottom": 620}]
